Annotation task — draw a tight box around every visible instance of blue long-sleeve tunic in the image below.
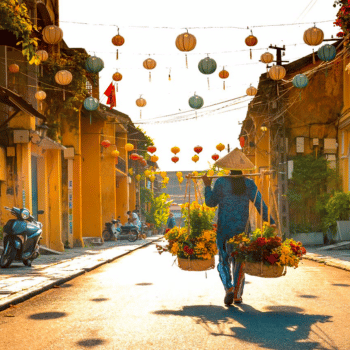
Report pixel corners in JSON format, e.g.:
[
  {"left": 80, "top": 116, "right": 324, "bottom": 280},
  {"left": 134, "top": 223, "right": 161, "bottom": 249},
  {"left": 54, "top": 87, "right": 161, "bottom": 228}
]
[{"left": 205, "top": 177, "right": 275, "bottom": 242}]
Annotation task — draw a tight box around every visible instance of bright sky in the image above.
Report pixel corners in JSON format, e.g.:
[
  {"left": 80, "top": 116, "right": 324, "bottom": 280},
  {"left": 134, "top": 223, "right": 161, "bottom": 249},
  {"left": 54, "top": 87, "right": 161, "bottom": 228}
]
[{"left": 60, "top": 0, "right": 339, "bottom": 171}]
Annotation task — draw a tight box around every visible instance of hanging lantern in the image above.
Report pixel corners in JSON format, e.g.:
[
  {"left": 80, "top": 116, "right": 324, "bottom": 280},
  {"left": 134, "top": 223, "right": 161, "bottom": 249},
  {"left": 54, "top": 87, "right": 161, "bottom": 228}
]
[
  {"left": 125, "top": 143, "right": 134, "bottom": 152},
  {"left": 171, "top": 146, "right": 180, "bottom": 155},
  {"left": 112, "top": 72, "right": 122, "bottom": 92},
  {"left": 194, "top": 146, "right": 203, "bottom": 154},
  {"left": 111, "top": 149, "right": 120, "bottom": 157},
  {"left": 245, "top": 31, "right": 258, "bottom": 59},
  {"left": 101, "top": 140, "right": 111, "bottom": 148},
  {"left": 55, "top": 70, "right": 72, "bottom": 100},
  {"left": 239, "top": 136, "right": 246, "bottom": 148},
  {"left": 160, "top": 171, "right": 167, "bottom": 178},
  {"left": 188, "top": 94, "right": 204, "bottom": 109},
  {"left": 83, "top": 97, "right": 99, "bottom": 111},
  {"left": 42, "top": 25, "right": 63, "bottom": 45},
  {"left": 151, "top": 155, "right": 159, "bottom": 162},
  {"left": 130, "top": 153, "right": 141, "bottom": 161},
  {"left": 219, "top": 68, "right": 229, "bottom": 90},
  {"left": 198, "top": 57, "right": 217, "bottom": 89},
  {"left": 192, "top": 155, "right": 199, "bottom": 163},
  {"left": 136, "top": 96, "right": 147, "bottom": 118},
  {"left": 269, "top": 65, "right": 286, "bottom": 81},
  {"left": 8, "top": 64, "right": 19, "bottom": 73},
  {"left": 36, "top": 50, "right": 48, "bottom": 76},
  {"left": 216, "top": 143, "right": 225, "bottom": 152},
  {"left": 147, "top": 146, "right": 157, "bottom": 154},
  {"left": 144, "top": 170, "right": 151, "bottom": 177},
  {"left": 317, "top": 44, "right": 336, "bottom": 62},
  {"left": 260, "top": 124, "right": 267, "bottom": 132},
  {"left": 211, "top": 154, "right": 219, "bottom": 161},
  {"left": 208, "top": 169, "right": 215, "bottom": 177},
  {"left": 143, "top": 58, "right": 157, "bottom": 82},
  {"left": 85, "top": 56, "right": 104, "bottom": 74},
  {"left": 171, "top": 156, "right": 179, "bottom": 163},
  {"left": 304, "top": 25, "right": 324, "bottom": 64},
  {"left": 129, "top": 168, "right": 134, "bottom": 176},
  {"left": 112, "top": 30, "right": 125, "bottom": 60},
  {"left": 163, "top": 177, "right": 169, "bottom": 184},
  {"left": 175, "top": 30, "right": 197, "bottom": 68},
  {"left": 135, "top": 174, "right": 141, "bottom": 181},
  {"left": 178, "top": 177, "right": 184, "bottom": 184},
  {"left": 246, "top": 85, "right": 257, "bottom": 96},
  {"left": 292, "top": 74, "right": 309, "bottom": 100},
  {"left": 150, "top": 175, "right": 156, "bottom": 183},
  {"left": 35, "top": 90, "right": 46, "bottom": 111},
  {"left": 176, "top": 171, "right": 183, "bottom": 178},
  {"left": 260, "top": 52, "right": 274, "bottom": 76}
]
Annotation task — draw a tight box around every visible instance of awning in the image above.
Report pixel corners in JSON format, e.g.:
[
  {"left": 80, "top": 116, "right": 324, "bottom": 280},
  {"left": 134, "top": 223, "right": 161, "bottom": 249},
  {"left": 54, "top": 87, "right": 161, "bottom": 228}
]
[{"left": 0, "top": 86, "right": 46, "bottom": 121}]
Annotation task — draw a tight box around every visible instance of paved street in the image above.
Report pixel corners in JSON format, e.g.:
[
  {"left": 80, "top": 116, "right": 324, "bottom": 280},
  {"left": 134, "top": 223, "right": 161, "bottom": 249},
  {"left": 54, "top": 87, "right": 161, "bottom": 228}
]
[{"left": 0, "top": 243, "right": 349, "bottom": 350}]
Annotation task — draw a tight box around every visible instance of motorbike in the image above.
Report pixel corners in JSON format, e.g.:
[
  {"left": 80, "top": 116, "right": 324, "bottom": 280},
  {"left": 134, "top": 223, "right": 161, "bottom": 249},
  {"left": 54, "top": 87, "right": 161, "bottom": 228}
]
[
  {"left": 102, "top": 216, "right": 121, "bottom": 241},
  {"left": 1, "top": 206, "right": 44, "bottom": 268},
  {"left": 120, "top": 223, "right": 147, "bottom": 242}
]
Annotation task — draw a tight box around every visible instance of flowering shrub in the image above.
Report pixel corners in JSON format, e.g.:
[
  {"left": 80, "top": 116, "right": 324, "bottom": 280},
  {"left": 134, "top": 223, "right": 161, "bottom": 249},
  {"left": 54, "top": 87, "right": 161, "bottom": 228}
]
[
  {"left": 334, "top": 1, "right": 350, "bottom": 37},
  {"left": 156, "top": 201, "right": 217, "bottom": 260},
  {"left": 228, "top": 224, "right": 306, "bottom": 268}
]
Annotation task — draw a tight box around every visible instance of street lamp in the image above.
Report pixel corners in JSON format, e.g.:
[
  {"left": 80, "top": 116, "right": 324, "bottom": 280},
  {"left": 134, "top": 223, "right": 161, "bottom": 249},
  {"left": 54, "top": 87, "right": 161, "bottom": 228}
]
[
  {"left": 260, "top": 123, "right": 268, "bottom": 132},
  {"left": 31, "top": 123, "right": 49, "bottom": 144}
]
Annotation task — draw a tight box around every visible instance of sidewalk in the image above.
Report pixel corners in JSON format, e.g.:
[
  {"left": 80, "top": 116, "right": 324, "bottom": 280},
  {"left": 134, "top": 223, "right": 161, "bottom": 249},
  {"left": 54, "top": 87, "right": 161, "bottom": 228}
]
[
  {"left": 303, "top": 245, "right": 350, "bottom": 272},
  {"left": 0, "top": 236, "right": 162, "bottom": 312}
]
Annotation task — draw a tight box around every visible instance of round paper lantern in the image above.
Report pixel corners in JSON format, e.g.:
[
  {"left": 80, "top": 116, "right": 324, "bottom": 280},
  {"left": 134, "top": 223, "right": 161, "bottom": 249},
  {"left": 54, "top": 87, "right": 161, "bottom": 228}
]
[
  {"left": 317, "top": 44, "right": 336, "bottom": 62},
  {"left": 303, "top": 26, "right": 324, "bottom": 46},
  {"left": 216, "top": 143, "right": 225, "bottom": 152},
  {"left": 239, "top": 136, "right": 245, "bottom": 148},
  {"left": 198, "top": 57, "right": 217, "bottom": 75},
  {"left": 245, "top": 33, "right": 258, "bottom": 59},
  {"left": 144, "top": 170, "right": 151, "bottom": 177},
  {"left": 194, "top": 146, "right": 203, "bottom": 154},
  {"left": 246, "top": 85, "right": 257, "bottom": 96},
  {"left": 219, "top": 69, "right": 229, "bottom": 90},
  {"left": 83, "top": 97, "right": 99, "bottom": 111},
  {"left": 208, "top": 169, "right": 215, "bottom": 177},
  {"left": 151, "top": 155, "right": 159, "bottom": 162},
  {"left": 189, "top": 94, "right": 204, "bottom": 109},
  {"left": 178, "top": 177, "right": 184, "bottom": 184},
  {"left": 176, "top": 171, "right": 183, "bottom": 178},
  {"left": 111, "top": 150, "right": 120, "bottom": 157},
  {"left": 147, "top": 146, "right": 156, "bottom": 154},
  {"left": 260, "top": 52, "right": 274, "bottom": 64},
  {"left": 112, "top": 72, "right": 122, "bottom": 81},
  {"left": 150, "top": 175, "right": 156, "bottom": 182},
  {"left": 211, "top": 154, "right": 219, "bottom": 161},
  {"left": 171, "top": 156, "right": 179, "bottom": 163},
  {"left": 143, "top": 58, "right": 157, "bottom": 82},
  {"left": 8, "top": 64, "right": 19, "bottom": 73},
  {"left": 85, "top": 56, "right": 104, "bottom": 74},
  {"left": 160, "top": 171, "right": 167, "bottom": 178},
  {"left": 125, "top": 143, "right": 134, "bottom": 152},
  {"left": 192, "top": 155, "right": 199, "bottom": 163},
  {"left": 171, "top": 146, "right": 180, "bottom": 155},
  {"left": 130, "top": 153, "right": 141, "bottom": 161},
  {"left": 101, "top": 140, "right": 111, "bottom": 148},
  {"left": 129, "top": 168, "right": 134, "bottom": 176},
  {"left": 175, "top": 31, "right": 197, "bottom": 67},
  {"left": 55, "top": 70, "right": 72, "bottom": 85},
  {"left": 42, "top": 25, "right": 63, "bottom": 45},
  {"left": 112, "top": 31, "right": 125, "bottom": 60},
  {"left": 292, "top": 74, "right": 309, "bottom": 100},
  {"left": 36, "top": 50, "right": 48, "bottom": 62},
  {"left": 269, "top": 65, "right": 286, "bottom": 81},
  {"left": 35, "top": 90, "right": 46, "bottom": 110},
  {"left": 163, "top": 177, "right": 169, "bottom": 183},
  {"left": 135, "top": 174, "right": 141, "bottom": 181},
  {"left": 136, "top": 96, "right": 147, "bottom": 118}
]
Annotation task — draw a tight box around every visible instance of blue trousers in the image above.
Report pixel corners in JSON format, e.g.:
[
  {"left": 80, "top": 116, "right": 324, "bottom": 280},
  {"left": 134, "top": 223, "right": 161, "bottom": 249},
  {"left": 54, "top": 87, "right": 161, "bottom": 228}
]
[{"left": 217, "top": 238, "right": 245, "bottom": 299}]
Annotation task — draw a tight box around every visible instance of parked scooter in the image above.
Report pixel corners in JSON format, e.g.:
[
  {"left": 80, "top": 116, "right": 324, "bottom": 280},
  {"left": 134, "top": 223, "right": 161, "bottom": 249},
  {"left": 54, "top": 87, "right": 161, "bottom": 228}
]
[
  {"left": 102, "top": 216, "right": 121, "bottom": 241},
  {"left": 1, "top": 206, "right": 44, "bottom": 268}
]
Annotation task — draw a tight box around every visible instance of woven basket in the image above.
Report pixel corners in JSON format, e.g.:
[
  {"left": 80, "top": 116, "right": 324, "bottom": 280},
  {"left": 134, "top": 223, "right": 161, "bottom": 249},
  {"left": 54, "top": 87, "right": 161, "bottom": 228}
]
[
  {"left": 178, "top": 256, "right": 215, "bottom": 271},
  {"left": 244, "top": 261, "right": 286, "bottom": 278}
]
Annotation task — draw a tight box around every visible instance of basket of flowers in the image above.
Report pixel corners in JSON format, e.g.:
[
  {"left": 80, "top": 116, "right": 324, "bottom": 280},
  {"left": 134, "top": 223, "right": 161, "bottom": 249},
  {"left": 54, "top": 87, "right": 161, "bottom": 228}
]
[
  {"left": 156, "top": 201, "right": 218, "bottom": 271},
  {"left": 228, "top": 224, "right": 307, "bottom": 278}
]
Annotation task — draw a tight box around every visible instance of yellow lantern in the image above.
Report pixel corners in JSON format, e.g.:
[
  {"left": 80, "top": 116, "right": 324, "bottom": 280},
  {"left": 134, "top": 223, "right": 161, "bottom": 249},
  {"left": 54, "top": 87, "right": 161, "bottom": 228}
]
[
  {"left": 35, "top": 90, "right": 46, "bottom": 110},
  {"left": 111, "top": 149, "right": 120, "bottom": 157},
  {"left": 178, "top": 177, "right": 184, "bottom": 184},
  {"left": 55, "top": 70, "right": 72, "bottom": 100},
  {"left": 208, "top": 169, "right": 214, "bottom": 177},
  {"left": 125, "top": 143, "right": 134, "bottom": 152},
  {"left": 192, "top": 171, "right": 198, "bottom": 176},
  {"left": 216, "top": 143, "right": 225, "bottom": 152},
  {"left": 176, "top": 171, "right": 183, "bottom": 178},
  {"left": 303, "top": 25, "right": 324, "bottom": 64},
  {"left": 150, "top": 175, "right": 156, "bottom": 182},
  {"left": 269, "top": 65, "right": 286, "bottom": 81},
  {"left": 144, "top": 170, "right": 151, "bottom": 177},
  {"left": 171, "top": 146, "right": 180, "bottom": 155},
  {"left": 163, "top": 177, "right": 169, "bottom": 183},
  {"left": 224, "top": 169, "right": 230, "bottom": 175},
  {"left": 175, "top": 30, "right": 197, "bottom": 68},
  {"left": 246, "top": 85, "right": 257, "bottom": 96},
  {"left": 151, "top": 155, "right": 159, "bottom": 162},
  {"left": 42, "top": 25, "right": 63, "bottom": 45},
  {"left": 136, "top": 96, "right": 147, "bottom": 118},
  {"left": 160, "top": 171, "right": 167, "bottom": 178},
  {"left": 36, "top": 50, "right": 48, "bottom": 76},
  {"left": 129, "top": 168, "right": 134, "bottom": 176},
  {"left": 135, "top": 174, "right": 141, "bottom": 181},
  {"left": 112, "top": 72, "right": 122, "bottom": 92}
]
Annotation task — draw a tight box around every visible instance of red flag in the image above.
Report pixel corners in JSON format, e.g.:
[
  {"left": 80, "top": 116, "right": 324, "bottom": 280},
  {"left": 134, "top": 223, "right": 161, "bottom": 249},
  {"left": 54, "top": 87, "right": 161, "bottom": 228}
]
[{"left": 104, "top": 82, "right": 116, "bottom": 109}]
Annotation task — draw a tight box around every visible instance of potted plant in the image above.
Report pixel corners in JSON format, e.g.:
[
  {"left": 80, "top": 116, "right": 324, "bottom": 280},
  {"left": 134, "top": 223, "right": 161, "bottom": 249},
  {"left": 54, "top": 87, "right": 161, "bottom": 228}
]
[
  {"left": 228, "top": 224, "right": 307, "bottom": 278},
  {"left": 156, "top": 201, "right": 218, "bottom": 271}
]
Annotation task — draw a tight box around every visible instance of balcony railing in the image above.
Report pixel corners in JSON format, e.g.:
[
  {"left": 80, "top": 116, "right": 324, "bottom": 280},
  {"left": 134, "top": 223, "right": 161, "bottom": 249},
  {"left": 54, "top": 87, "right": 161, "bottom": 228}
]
[{"left": 116, "top": 156, "right": 126, "bottom": 173}]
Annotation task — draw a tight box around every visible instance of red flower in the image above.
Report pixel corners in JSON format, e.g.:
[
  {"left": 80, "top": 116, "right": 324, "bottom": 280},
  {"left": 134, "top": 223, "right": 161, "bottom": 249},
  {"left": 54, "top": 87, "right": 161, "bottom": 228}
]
[
  {"left": 256, "top": 237, "right": 267, "bottom": 246},
  {"left": 165, "top": 229, "right": 170, "bottom": 233},
  {"left": 337, "top": 31, "right": 345, "bottom": 37},
  {"left": 265, "top": 254, "right": 279, "bottom": 265}
]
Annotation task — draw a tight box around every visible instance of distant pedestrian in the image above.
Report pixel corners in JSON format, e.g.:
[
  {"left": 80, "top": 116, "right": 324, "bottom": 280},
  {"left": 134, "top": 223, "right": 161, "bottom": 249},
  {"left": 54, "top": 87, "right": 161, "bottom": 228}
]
[{"left": 166, "top": 212, "right": 176, "bottom": 231}]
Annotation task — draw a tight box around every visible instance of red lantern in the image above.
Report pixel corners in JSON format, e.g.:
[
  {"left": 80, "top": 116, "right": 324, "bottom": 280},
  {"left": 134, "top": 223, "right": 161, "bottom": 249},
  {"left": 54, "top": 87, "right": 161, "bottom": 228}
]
[
  {"left": 194, "top": 146, "right": 203, "bottom": 154},
  {"left": 171, "top": 156, "right": 179, "bottom": 163},
  {"left": 147, "top": 146, "right": 157, "bottom": 154},
  {"left": 130, "top": 153, "right": 141, "bottom": 161},
  {"left": 101, "top": 140, "right": 111, "bottom": 148},
  {"left": 245, "top": 32, "right": 258, "bottom": 59},
  {"left": 212, "top": 154, "right": 219, "bottom": 161},
  {"left": 239, "top": 136, "right": 245, "bottom": 148}
]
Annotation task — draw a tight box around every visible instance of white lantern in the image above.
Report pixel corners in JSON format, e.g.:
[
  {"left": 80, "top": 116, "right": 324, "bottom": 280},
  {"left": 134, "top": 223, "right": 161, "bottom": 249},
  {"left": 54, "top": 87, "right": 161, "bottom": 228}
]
[
  {"left": 42, "top": 25, "right": 63, "bottom": 45},
  {"left": 55, "top": 70, "right": 72, "bottom": 100},
  {"left": 35, "top": 90, "right": 46, "bottom": 110}
]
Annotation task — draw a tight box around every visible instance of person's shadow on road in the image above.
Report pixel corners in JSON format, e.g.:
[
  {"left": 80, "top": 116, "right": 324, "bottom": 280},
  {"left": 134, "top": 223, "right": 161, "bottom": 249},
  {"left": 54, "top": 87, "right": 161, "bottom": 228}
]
[{"left": 153, "top": 304, "right": 333, "bottom": 350}]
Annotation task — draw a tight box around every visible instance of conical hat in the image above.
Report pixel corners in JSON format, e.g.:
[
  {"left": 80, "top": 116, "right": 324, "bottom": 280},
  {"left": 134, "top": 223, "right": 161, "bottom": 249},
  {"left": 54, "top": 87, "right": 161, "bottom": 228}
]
[{"left": 214, "top": 148, "right": 255, "bottom": 170}]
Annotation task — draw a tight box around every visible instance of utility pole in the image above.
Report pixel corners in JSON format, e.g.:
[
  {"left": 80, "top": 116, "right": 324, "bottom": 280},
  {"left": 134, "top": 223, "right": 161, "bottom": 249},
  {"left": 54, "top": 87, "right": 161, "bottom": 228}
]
[{"left": 268, "top": 45, "right": 288, "bottom": 66}]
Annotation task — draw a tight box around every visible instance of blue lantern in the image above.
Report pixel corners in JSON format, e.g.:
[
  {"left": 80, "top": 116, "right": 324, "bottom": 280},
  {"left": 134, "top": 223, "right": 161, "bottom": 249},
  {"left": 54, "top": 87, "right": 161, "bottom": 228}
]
[
  {"left": 189, "top": 94, "right": 204, "bottom": 109},
  {"left": 85, "top": 56, "right": 104, "bottom": 74},
  {"left": 292, "top": 74, "right": 309, "bottom": 100},
  {"left": 198, "top": 57, "right": 217, "bottom": 90},
  {"left": 317, "top": 44, "right": 336, "bottom": 62},
  {"left": 84, "top": 97, "right": 99, "bottom": 124}
]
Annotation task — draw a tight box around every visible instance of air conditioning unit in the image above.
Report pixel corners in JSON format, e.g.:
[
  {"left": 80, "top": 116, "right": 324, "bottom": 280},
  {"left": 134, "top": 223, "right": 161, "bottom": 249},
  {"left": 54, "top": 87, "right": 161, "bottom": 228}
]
[
  {"left": 296, "top": 137, "right": 304, "bottom": 153},
  {"left": 324, "top": 138, "right": 337, "bottom": 154}
]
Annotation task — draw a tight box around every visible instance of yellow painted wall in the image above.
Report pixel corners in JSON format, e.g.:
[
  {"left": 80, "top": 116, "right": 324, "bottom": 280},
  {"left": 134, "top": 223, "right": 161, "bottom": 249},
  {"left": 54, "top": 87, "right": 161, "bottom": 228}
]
[{"left": 116, "top": 176, "right": 129, "bottom": 224}]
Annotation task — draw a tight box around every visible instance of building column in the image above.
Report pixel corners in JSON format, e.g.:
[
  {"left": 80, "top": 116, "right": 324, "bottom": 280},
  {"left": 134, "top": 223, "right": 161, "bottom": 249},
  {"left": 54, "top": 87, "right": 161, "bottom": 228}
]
[{"left": 37, "top": 156, "right": 49, "bottom": 247}]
